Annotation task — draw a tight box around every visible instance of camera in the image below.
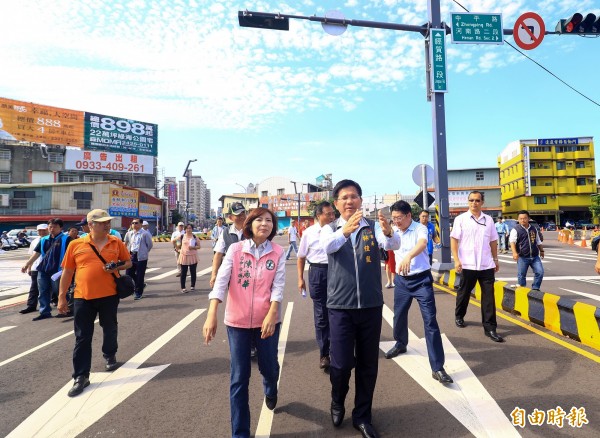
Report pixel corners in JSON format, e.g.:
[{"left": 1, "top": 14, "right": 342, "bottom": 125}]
[{"left": 105, "top": 260, "right": 125, "bottom": 270}]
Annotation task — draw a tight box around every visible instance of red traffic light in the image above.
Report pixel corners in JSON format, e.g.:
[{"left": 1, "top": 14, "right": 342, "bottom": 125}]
[{"left": 565, "top": 13, "right": 583, "bottom": 32}]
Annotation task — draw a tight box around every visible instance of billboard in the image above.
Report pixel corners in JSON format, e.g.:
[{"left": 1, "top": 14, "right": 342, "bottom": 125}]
[
  {"left": 0, "top": 97, "right": 84, "bottom": 146},
  {"left": 0, "top": 97, "right": 158, "bottom": 156},
  {"left": 139, "top": 202, "right": 161, "bottom": 219},
  {"left": 109, "top": 188, "right": 138, "bottom": 217},
  {"left": 167, "top": 183, "right": 178, "bottom": 210},
  {"left": 84, "top": 112, "right": 157, "bottom": 156},
  {"left": 65, "top": 149, "right": 154, "bottom": 174}
]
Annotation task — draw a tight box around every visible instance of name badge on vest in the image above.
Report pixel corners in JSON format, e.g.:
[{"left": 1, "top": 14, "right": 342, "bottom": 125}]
[{"left": 265, "top": 259, "right": 275, "bottom": 270}]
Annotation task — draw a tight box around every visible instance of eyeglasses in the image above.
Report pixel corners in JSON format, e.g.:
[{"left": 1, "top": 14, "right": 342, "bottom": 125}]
[
  {"left": 468, "top": 199, "right": 482, "bottom": 203},
  {"left": 391, "top": 214, "right": 407, "bottom": 222},
  {"left": 132, "top": 222, "right": 139, "bottom": 224}
]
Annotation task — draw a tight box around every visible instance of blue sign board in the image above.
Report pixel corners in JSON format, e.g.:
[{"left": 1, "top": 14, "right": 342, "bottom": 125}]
[{"left": 537, "top": 138, "right": 579, "bottom": 146}]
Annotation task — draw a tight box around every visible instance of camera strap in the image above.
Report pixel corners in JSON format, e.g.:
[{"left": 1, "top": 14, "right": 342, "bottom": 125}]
[{"left": 88, "top": 243, "right": 119, "bottom": 280}]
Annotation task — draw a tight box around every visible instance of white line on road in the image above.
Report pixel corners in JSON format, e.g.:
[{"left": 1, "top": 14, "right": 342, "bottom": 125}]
[
  {"left": 559, "top": 288, "right": 600, "bottom": 302},
  {"left": 6, "top": 308, "right": 205, "bottom": 438},
  {"left": 495, "top": 275, "right": 600, "bottom": 281},
  {"left": 147, "top": 266, "right": 212, "bottom": 281},
  {"left": 542, "top": 255, "right": 580, "bottom": 262},
  {"left": 255, "top": 302, "right": 294, "bottom": 438},
  {"left": 0, "top": 326, "right": 16, "bottom": 333},
  {"left": 145, "top": 267, "right": 161, "bottom": 273},
  {"left": 380, "top": 305, "right": 520, "bottom": 438}
]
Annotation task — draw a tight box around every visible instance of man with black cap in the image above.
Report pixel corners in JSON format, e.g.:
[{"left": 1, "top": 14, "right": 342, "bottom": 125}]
[{"left": 209, "top": 202, "right": 247, "bottom": 288}]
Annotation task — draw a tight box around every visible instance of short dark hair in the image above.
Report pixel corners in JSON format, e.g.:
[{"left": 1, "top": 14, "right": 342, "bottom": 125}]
[
  {"left": 419, "top": 210, "right": 430, "bottom": 216},
  {"left": 332, "top": 179, "right": 362, "bottom": 199},
  {"left": 243, "top": 207, "right": 278, "bottom": 241},
  {"left": 468, "top": 190, "right": 485, "bottom": 202},
  {"left": 48, "top": 218, "right": 63, "bottom": 227},
  {"left": 517, "top": 210, "right": 530, "bottom": 217},
  {"left": 315, "top": 201, "right": 332, "bottom": 217},
  {"left": 68, "top": 226, "right": 78, "bottom": 232},
  {"left": 390, "top": 200, "right": 411, "bottom": 215}
]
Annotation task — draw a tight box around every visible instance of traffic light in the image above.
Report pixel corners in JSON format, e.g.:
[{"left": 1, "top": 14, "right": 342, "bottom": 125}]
[{"left": 556, "top": 13, "right": 599, "bottom": 34}]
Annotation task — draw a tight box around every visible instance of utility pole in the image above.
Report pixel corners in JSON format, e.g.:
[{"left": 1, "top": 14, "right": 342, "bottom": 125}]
[
  {"left": 183, "top": 159, "right": 197, "bottom": 226},
  {"left": 291, "top": 181, "right": 301, "bottom": 224}
]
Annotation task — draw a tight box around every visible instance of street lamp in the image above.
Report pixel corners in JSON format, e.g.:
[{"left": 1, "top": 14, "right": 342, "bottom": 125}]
[
  {"left": 235, "top": 183, "right": 247, "bottom": 193},
  {"left": 183, "top": 159, "right": 197, "bottom": 226}
]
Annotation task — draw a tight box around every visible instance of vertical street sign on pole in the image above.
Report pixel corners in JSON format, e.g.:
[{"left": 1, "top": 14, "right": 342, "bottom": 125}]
[{"left": 429, "top": 29, "right": 448, "bottom": 93}]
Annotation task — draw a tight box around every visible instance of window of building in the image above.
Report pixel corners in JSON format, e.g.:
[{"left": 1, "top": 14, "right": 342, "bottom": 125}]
[
  {"left": 534, "top": 196, "right": 547, "bottom": 204},
  {"left": 74, "top": 191, "right": 93, "bottom": 200},
  {"left": 261, "top": 191, "right": 268, "bottom": 198},
  {"left": 83, "top": 174, "right": 103, "bottom": 182},
  {"left": 77, "top": 200, "right": 92, "bottom": 209},
  {"left": 475, "top": 171, "right": 484, "bottom": 181},
  {"left": 575, "top": 161, "right": 585, "bottom": 168},
  {"left": 0, "top": 172, "right": 10, "bottom": 183},
  {"left": 59, "top": 173, "right": 79, "bottom": 182},
  {"left": 47, "top": 152, "right": 64, "bottom": 163},
  {"left": 556, "top": 161, "right": 565, "bottom": 170},
  {"left": 0, "top": 149, "right": 11, "bottom": 160},
  {"left": 11, "top": 199, "right": 27, "bottom": 209},
  {"left": 505, "top": 201, "right": 511, "bottom": 207},
  {"left": 577, "top": 178, "right": 586, "bottom": 186},
  {"left": 530, "top": 179, "right": 537, "bottom": 186},
  {"left": 140, "top": 195, "right": 147, "bottom": 203},
  {"left": 277, "top": 188, "right": 284, "bottom": 195},
  {"left": 14, "top": 190, "right": 36, "bottom": 198}
]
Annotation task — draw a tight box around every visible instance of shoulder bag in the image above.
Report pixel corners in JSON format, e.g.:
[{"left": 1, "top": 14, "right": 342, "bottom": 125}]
[{"left": 88, "top": 243, "right": 136, "bottom": 299}]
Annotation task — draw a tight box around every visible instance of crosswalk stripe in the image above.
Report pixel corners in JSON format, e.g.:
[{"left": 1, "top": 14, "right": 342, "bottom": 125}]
[{"left": 0, "top": 326, "right": 17, "bottom": 333}]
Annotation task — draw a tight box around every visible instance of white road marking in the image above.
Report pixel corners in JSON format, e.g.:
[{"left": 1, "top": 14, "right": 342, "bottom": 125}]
[
  {"left": 0, "top": 326, "right": 17, "bottom": 333},
  {"left": 147, "top": 266, "right": 211, "bottom": 281},
  {"left": 255, "top": 302, "right": 294, "bottom": 438},
  {"left": 559, "top": 288, "right": 600, "bottom": 302},
  {"left": 542, "top": 255, "right": 580, "bottom": 262},
  {"left": 6, "top": 309, "right": 205, "bottom": 438},
  {"left": 381, "top": 305, "right": 520, "bottom": 438},
  {"left": 0, "top": 293, "right": 29, "bottom": 308},
  {"left": 145, "top": 267, "right": 161, "bottom": 273},
  {"left": 495, "top": 275, "right": 600, "bottom": 281},
  {"left": 0, "top": 319, "right": 99, "bottom": 368}
]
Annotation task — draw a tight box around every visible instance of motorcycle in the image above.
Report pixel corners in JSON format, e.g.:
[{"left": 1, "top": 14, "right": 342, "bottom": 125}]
[{"left": 1, "top": 236, "right": 16, "bottom": 251}]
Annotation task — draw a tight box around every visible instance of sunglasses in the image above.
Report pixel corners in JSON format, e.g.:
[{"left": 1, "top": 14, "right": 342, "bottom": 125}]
[{"left": 132, "top": 222, "right": 140, "bottom": 224}]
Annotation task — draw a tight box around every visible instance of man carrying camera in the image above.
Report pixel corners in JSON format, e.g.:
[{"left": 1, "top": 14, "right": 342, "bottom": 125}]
[{"left": 58, "top": 209, "right": 131, "bottom": 397}]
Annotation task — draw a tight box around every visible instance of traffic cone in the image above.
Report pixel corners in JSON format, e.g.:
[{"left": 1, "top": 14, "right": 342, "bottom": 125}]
[
  {"left": 568, "top": 232, "right": 574, "bottom": 245},
  {"left": 581, "top": 227, "right": 587, "bottom": 248},
  {"left": 558, "top": 229, "right": 562, "bottom": 242}
]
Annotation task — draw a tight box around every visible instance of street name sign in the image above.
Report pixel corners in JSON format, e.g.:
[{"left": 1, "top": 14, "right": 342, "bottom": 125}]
[
  {"left": 429, "top": 29, "right": 448, "bottom": 93},
  {"left": 451, "top": 13, "right": 504, "bottom": 44}
]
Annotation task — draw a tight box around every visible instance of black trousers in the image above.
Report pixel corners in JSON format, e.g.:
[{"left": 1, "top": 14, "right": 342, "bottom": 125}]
[
  {"left": 180, "top": 263, "right": 197, "bottom": 289},
  {"left": 328, "top": 306, "right": 382, "bottom": 424},
  {"left": 308, "top": 265, "right": 330, "bottom": 358},
  {"left": 72, "top": 294, "right": 119, "bottom": 378},
  {"left": 455, "top": 268, "right": 497, "bottom": 331},
  {"left": 26, "top": 270, "right": 39, "bottom": 309},
  {"left": 126, "top": 253, "right": 148, "bottom": 296}
]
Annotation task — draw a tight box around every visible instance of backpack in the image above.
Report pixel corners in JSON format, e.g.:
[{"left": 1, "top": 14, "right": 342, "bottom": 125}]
[{"left": 592, "top": 235, "right": 600, "bottom": 253}]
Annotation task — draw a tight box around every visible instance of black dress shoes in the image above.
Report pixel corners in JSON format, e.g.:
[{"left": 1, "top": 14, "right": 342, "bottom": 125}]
[
  {"left": 32, "top": 314, "right": 52, "bottom": 321},
  {"left": 432, "top": 369, "right": 454, "bottom": 384},
  {"left": 68, "top": 375, "right": 90, "bottom": 397},
  {"left": 320, "top": 356, "right": 330, "bottom": 371},
  {"left": 19, "top": 307, "right": 37, "bottom": 314},
  {"left": 353, "top": 422, "right": 379, "bottom": 438},
  {"left": 265, "top": 395, "right": 277, "bottom": 410},
  {"left": 330, "top": 402, "right": 345, "bottom": 427},
  {"left": 455, "top": 318, "right": 465, "bottom": 328},
  {"left": 105, "top": 356, "right": 118, "bottom": 371},
  {"left": 384, "top": 345, "right": 407, "bottom": 359},
  {"left": 485, "top": 330, "right": 504, "bottom": 342},
  {"left": 55, "top": 312, "right": 73, "bottom": 318}
]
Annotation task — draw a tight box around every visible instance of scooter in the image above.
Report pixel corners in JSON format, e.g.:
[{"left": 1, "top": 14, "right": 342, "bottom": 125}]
[
  {"left": 1, "top": 236, "right": 15, "bottom": 251},
  {"left": 1, "top": 236, "right": 18, "bottom": 250}
]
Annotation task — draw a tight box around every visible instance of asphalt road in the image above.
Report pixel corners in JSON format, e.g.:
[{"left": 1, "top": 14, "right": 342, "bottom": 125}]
[{"left": 1, "top": 237, "right": 599, "bottom": 437}]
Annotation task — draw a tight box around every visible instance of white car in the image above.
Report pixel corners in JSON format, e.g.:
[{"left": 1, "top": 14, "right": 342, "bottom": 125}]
[{"left": 7, "top": 229, "right": 38, "bottom": 243}]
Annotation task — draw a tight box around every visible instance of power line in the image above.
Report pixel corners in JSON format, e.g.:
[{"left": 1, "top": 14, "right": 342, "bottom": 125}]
[{"left": 451, "top": 0, "right": 600, "bottom": 107}]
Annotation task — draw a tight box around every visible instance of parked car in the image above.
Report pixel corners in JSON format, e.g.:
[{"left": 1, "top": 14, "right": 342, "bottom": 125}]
[
  {"left": 504, "top": 219, "right": 544, "bottom": 242},
  {"left": 575, "top": 220, "right": 596, "bottom": 230},
  {"left": 7, "top": 228, "right": 38, "bottom": 243},
  {"left": 541, "top": 221, "right": 556, "bottom": 231}
]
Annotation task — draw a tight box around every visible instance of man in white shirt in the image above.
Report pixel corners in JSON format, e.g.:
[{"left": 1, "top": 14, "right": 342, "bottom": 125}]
[
  {"left": 285, "top": 220, "right": 299, "bottom": 260},
  {"left": 297, "top": 201, "right": 336, "bottom": 372},
  {"left": 19, "top": 224, "right": 49, "bottom": 314},
  {"left": 384, "top": 201, "right": 452, "bottom": 384},
  {"left": 210, "top": 217, "right": 226, "bottom": 251},
  {"left": 171, "top": 222, "right": 185, "bottom": 277},
  {"left": 210, "top": 203, "right": 247, "bottom": 288},
  {"left": 451, "top": 191, "right": 503, "bottom": 343}
]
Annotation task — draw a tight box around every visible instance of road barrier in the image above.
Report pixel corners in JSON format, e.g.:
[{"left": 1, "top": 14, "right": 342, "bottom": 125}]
[{"left": 436, "top": 270, "right": 600, "bottom": 352}]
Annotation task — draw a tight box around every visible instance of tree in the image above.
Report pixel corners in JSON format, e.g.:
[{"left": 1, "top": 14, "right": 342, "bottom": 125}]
[
  {"left": 170, "top": 210, "right": 183, "bottom": 226},
  {"left": 590, "top": 194, "right": 600, "bottom": 224}
]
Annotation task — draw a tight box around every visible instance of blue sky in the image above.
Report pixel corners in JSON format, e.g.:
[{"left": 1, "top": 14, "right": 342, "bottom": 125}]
[{"left": 1, "top": 0, "right": 599, "bottom": 206}]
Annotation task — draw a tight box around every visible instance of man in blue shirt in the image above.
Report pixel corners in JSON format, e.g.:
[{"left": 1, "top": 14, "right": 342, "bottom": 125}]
[
  {"left": 21, "top": 218, "right": 72, "bottom": 320},
  {"left": 385, "top": 201, "right": 453, "bottom": 385},
  {"left": 419, "top": 210, "right": 439, "bottom": 266},
  {"left": 495, "top": 217, "right": 508, "bottom": 254}
]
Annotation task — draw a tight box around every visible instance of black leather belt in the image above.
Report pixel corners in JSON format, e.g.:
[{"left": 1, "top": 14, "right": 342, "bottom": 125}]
[
  {"left": 309, "top": 262, "right": 328, "bottom": 268},
  {"left": 130, "top": 251, "right": 138, "bottom": 255}
]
